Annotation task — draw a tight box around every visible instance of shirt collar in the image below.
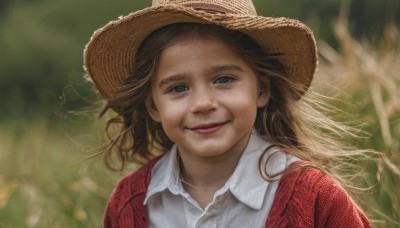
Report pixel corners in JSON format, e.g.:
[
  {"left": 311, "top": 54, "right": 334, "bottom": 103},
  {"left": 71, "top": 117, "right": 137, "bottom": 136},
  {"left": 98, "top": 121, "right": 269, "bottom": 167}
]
[
  {"left": 144, "top": 144, "right": 181, "bottom": 205},
  {"left": 226, "top": 130, "right": 288, "bottom": 210},
  {"left": 144, "top": 130, "right": 293, "bottom": 209}
]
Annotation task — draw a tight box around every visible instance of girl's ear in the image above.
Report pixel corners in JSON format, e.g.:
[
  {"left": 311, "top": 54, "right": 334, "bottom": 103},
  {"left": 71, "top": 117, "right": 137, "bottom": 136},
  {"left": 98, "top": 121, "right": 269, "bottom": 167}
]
[
  {"left": 145, "top": 97, "right": 161, "bottom": 122},
  {"left": 256, "top": 86, "right": 269, "bottom": 108}
]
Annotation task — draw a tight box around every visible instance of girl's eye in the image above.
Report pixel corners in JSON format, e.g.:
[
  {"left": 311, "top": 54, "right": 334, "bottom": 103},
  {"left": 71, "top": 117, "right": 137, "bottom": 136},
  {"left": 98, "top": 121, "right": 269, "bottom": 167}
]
[
  {"left": 214, "top": 76, "right": 235, "bottom": 84},
  {"left": 169, "top": 85, "right": 189, "bottom": 93}
]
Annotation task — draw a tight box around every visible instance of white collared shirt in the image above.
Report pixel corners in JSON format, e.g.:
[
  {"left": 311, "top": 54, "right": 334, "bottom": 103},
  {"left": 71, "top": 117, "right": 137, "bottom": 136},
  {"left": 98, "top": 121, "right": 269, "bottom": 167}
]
[{"left": 144, "top": 130, "right": 298, "bottom": 228}]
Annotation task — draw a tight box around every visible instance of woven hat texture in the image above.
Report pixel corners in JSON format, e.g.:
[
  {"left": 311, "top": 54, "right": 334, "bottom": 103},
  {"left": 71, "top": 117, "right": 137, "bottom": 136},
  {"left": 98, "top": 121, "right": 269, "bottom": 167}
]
[{"left": 84, "top": 0, "right": 318, "bottom": 100}]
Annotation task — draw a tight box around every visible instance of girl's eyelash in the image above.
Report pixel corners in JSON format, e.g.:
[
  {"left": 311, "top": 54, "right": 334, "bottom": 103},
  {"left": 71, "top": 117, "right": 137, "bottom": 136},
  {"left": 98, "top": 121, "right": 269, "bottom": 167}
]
[
  {"left": 168, "top": 84, "right": 189, "bottom": 93},
  {"left": 214, "top": 75, "right": 236, "bottom": 84}
]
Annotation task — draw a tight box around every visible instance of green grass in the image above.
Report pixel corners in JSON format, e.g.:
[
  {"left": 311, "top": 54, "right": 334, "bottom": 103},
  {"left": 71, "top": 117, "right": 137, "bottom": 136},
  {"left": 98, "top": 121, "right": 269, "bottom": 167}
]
[{"left": 0, "top": 117, "right": 130, "bottom": 227}]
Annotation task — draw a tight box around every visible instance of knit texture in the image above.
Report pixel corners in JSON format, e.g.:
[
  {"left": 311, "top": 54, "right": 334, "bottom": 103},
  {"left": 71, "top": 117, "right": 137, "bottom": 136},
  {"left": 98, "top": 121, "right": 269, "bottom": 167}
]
[
  {"left": 103, "top": 158, "right": 371, "bottom": 228},
  {"left": 266, "top": 167, "right": 371, "bottom": 227}
]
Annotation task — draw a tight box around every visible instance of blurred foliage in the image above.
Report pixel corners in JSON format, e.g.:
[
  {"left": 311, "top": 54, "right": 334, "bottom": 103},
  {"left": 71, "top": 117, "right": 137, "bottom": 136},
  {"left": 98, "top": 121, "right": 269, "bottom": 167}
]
[
  {"left": 0, "top": 0, "right": 399, "bottom": 227},
  {"left": 0, "top": 0, "right": 148, "bottom": 120}
]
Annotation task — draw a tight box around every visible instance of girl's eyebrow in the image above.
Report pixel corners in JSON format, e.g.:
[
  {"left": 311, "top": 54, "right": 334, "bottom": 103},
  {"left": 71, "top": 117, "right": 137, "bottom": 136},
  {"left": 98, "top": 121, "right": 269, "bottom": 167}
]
[
  {"left": 209, "top": 64, "right": 244, "bottom": 74},
  {"left": 158, "top": 74, "right": 190, "bottom": 89},
  {"left": 158, "top": 65, "right": 244, "bottom": 88}
]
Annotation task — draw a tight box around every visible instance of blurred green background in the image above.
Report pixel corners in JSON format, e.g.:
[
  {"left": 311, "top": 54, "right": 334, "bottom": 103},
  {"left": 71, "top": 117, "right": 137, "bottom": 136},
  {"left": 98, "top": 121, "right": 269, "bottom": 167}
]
[{"left": 0, "top": 0, "right": 399, "bottom": 227}]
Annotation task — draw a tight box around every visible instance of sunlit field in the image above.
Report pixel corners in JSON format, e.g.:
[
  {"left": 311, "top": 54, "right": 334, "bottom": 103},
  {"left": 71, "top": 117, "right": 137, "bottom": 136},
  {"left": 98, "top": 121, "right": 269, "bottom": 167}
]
[{"left": 1, "top": 4, "right": 399, "bottom": 228}]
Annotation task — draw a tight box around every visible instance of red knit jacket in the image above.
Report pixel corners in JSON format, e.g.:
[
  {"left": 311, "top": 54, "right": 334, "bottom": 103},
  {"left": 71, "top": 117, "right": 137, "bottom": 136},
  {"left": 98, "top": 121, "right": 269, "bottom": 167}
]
[{"left": 103, "top": 158, "right": 371, "bottom": 228}]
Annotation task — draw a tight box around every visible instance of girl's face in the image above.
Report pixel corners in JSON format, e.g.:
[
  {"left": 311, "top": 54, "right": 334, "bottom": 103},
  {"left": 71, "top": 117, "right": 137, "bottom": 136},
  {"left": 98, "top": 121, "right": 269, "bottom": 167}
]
[{"left": 146, "top": 34, "right": 268, "bottom": 160}]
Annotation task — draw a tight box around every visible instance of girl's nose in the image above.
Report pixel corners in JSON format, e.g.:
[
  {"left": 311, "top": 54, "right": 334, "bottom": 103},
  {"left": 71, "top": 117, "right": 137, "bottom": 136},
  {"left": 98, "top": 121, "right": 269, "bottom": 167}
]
[{"left": 189, "top": 90, "right": 218, "bottom": 114}]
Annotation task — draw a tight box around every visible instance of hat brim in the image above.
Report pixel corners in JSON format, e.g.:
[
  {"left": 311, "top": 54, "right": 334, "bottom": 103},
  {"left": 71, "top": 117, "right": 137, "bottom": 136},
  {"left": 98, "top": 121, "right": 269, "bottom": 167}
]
[{"left": 84, "top": 4, "right": 317, "bottom": 100}]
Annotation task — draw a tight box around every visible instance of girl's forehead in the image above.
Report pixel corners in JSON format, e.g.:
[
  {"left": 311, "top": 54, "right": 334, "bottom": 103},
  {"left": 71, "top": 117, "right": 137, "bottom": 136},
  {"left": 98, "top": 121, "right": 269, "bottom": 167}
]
[
  {"left": 160, "top": 35, "right": 246, "bottom": 65},
  {"left": 164, "top": 27, "right": 223, "bottom": 49},
  {"left": 154, "top": 37, "right": 254, "bottom": 81}
]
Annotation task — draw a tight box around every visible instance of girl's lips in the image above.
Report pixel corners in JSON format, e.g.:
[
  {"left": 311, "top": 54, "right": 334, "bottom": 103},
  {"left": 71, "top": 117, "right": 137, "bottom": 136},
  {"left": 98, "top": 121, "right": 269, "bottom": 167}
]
[{"left": 190, "top": 122, "right": 227, "bottom": 135}]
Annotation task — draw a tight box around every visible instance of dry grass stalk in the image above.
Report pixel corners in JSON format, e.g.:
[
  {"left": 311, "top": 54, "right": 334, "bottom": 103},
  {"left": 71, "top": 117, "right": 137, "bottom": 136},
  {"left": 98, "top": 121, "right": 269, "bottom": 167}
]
[{"left": 318, "top": 0, "right": 400, "bottom": 150}]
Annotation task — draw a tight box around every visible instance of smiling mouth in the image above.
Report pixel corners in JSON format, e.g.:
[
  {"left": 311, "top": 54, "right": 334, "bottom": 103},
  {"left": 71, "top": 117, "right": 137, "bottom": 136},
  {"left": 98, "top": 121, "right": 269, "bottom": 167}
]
[{"left": 190, "top": 122, "right": 228, "bottom": 135}]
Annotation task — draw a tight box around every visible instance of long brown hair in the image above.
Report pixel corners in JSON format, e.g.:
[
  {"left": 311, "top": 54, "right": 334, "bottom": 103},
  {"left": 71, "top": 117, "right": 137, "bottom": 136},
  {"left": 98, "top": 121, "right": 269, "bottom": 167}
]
[{"left": 99, "top": 23, "right": 370, "bottom": 197}]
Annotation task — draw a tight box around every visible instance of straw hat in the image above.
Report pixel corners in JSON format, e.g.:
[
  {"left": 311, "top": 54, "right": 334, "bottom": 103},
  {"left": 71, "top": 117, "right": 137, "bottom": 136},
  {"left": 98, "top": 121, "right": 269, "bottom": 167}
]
[{"left": 84, "top": 0, "right": 317, "bottom": 100}]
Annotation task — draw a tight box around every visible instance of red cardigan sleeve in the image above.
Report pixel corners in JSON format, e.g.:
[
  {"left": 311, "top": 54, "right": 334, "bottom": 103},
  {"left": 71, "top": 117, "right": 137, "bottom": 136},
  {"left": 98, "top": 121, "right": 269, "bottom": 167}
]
[
  {"left": 103, "top": 158, "right": 160, "bottom": 228},
  {"left": 314, "top": 174, "right": 371, "bottom": 227},
  {"left": 266, "top": 167, "right": 371, "bottom": 228},
  {"left": 104, "top": 175, "right": 134, "bottom": 228}
]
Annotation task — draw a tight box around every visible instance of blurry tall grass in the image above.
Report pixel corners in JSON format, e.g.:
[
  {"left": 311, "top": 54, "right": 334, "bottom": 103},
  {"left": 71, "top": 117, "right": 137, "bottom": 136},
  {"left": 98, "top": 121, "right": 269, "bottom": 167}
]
[
  {"left": 314, "top": 2, "right": 400, "bottom": 226},
  {"left": 0, "top": 117, "right": 123, "bottom": 227},
  {"left": 1, "top": 10, "right": 399, "bottom": 228}
]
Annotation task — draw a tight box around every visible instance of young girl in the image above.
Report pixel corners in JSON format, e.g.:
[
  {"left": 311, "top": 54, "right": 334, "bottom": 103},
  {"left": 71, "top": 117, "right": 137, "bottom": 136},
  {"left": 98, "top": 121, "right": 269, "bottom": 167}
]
[{"left": 84, "top": 0, "right": 371, "bottom": 227}]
